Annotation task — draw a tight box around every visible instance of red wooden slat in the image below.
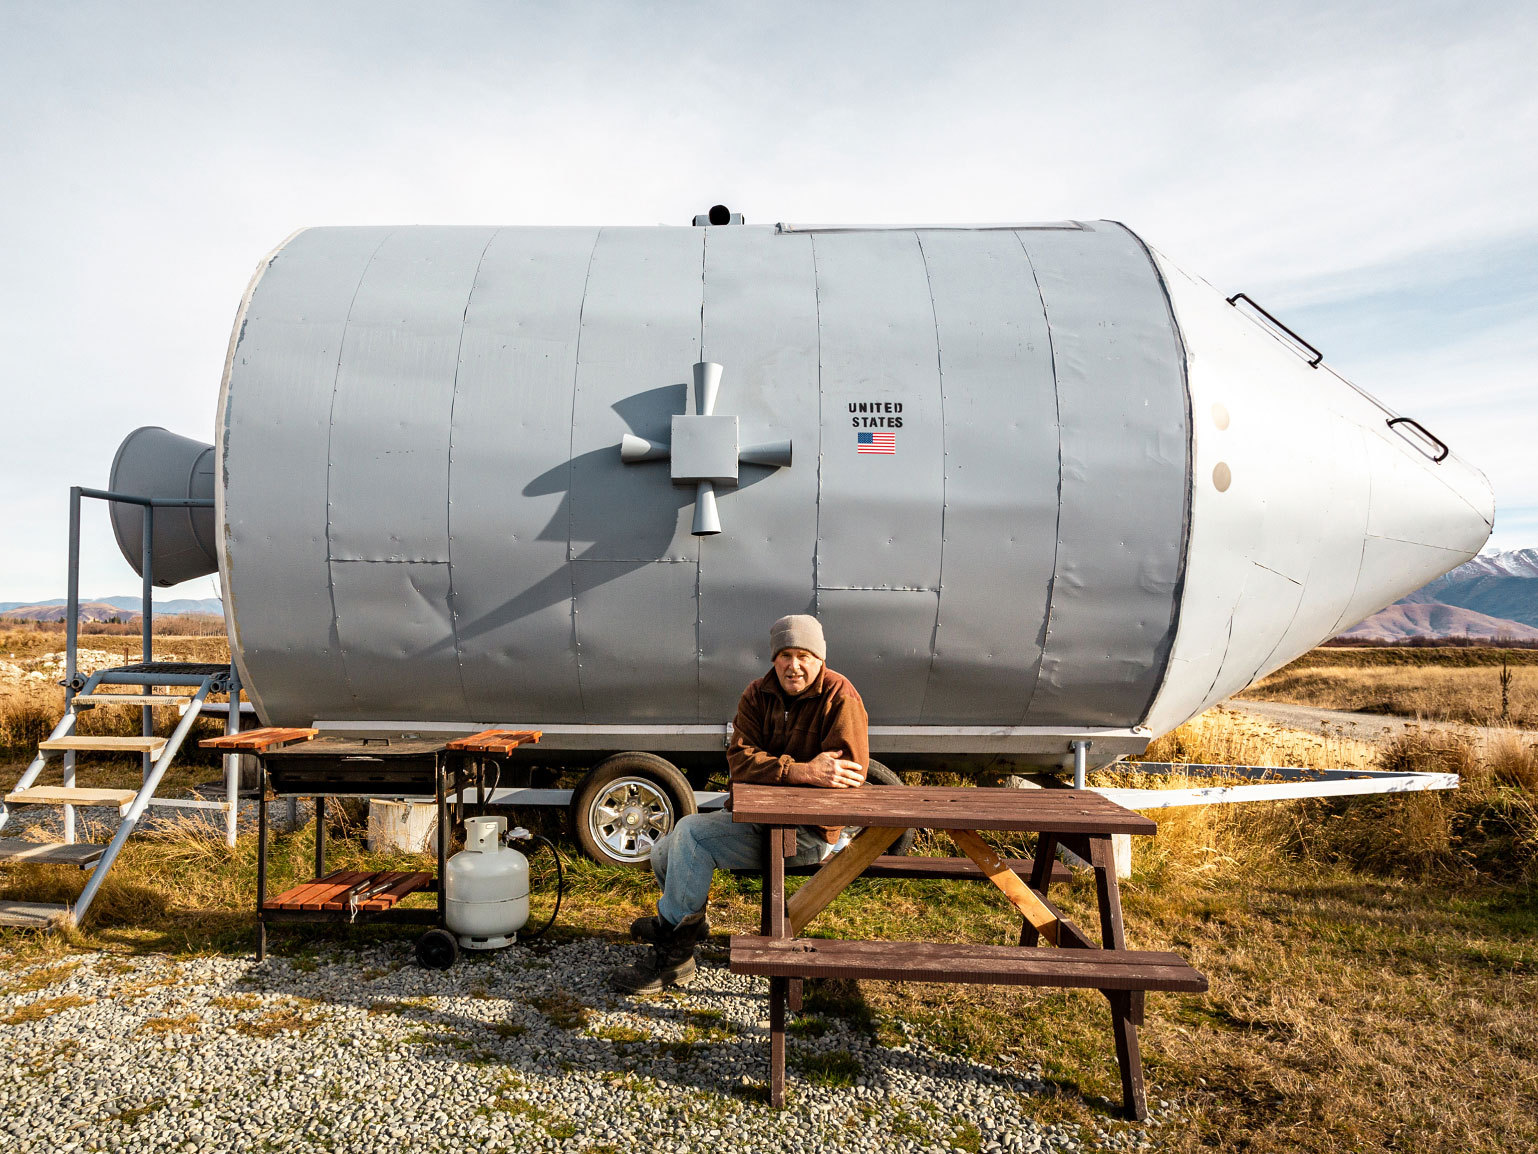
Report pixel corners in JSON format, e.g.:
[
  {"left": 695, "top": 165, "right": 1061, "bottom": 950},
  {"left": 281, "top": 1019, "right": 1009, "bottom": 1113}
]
[
  {"left": 358, "top": 871, "right": 433, "bottom": 911},
  {"left": 729, "top": 784, "right": 1157, "bottom": 835},
  {"left": 729, "top": 936, "right": 1206, "bottom": 992},
  {"left": 300, "top": 870, "right": 372, "bottom": 911},
  {"left": 200, "top": 727, "right": 319, "bottom": 752},
  {"left": 445, "top": 729, "right": 543, "bottom": 754},
  {"left": 263, "top": 869, "right": 356, "bottom": 911}
]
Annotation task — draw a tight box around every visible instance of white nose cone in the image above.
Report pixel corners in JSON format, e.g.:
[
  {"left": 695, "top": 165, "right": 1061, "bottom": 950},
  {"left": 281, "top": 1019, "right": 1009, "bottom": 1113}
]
[{"left": 1142, "top": 247, "right": 1494, "bottom": 735}]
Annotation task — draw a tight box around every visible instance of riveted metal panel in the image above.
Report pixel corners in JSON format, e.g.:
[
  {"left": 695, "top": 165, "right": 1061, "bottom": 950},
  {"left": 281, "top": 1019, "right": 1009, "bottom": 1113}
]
[
  {"left": 696, "top": 226, "right": 822, "bottom": 721},
  {"left": 814, "top": 589, "right": 939, "bottom": 723},
  {"left": 330, "top": 560, "right": 464, "bottom": 718},
  {"left": 219, "top": 226, "right": 394, "bottom": 725},
  {"left": 812, "top": 230, "right": 944, "bottom": 591},
  {"left": 573, "top": 560, "right": 700, "bottom": 720},
  {"left": 327, "top": 227, "right": 496, "bottom": 562},
  {"left": 447, "top": 227, "right": 600, "bottom": 721},
  {"left": 568, "top": 227, "right": 704, "bottom": 562},
  {"left": 1021, "top": 223, "right": 1188, "bottom": 727},
  {"left": 915, "top": 229, "right": 1059, "bottom": 723}
]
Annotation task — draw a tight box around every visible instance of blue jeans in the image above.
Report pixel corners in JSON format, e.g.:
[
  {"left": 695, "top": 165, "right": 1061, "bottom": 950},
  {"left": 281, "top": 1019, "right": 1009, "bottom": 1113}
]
[{"left": 650, "top": 809, "right": 833, "bottom": 926}]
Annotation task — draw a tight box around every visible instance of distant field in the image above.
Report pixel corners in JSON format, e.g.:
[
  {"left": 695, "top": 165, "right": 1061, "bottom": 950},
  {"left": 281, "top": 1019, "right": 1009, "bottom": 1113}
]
[{"left": 1240, "top": 647, "right": 1538, "bottom": 728}]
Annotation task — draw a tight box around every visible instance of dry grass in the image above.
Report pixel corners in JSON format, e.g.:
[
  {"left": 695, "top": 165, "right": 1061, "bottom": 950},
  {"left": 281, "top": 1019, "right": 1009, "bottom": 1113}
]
[
  {"left": 1, "top": 645, "right": 1535, "bottom": 1151},
  {"left": 141, "top": 1012, "right": 201, "bottom": 1034},
  {"left": 1242, "top": 657, "right": 1538, "bottom": 728}
]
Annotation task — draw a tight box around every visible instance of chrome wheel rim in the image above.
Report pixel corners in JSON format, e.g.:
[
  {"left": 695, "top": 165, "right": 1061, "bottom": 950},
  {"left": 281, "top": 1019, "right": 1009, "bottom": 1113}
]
[{"left": 587, "top": 776, "right": 675, "bottom": 863}]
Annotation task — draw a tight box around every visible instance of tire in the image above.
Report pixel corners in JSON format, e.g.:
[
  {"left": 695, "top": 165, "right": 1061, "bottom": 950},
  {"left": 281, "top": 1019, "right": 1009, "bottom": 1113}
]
[
  {"left": 863, "top": 760, "right": 916, "bottom": 857},
  {"left": 571, "top": 752, "right": 697, "bottom": 868},
  {"left": 415, "top": 928, "right": 459, "bottom": 970}
]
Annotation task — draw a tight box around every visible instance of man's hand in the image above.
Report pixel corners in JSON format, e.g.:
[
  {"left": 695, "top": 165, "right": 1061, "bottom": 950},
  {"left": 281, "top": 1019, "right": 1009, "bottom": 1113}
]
[{"left": 803, "top": 749, "right": 864, "bottom": 789}]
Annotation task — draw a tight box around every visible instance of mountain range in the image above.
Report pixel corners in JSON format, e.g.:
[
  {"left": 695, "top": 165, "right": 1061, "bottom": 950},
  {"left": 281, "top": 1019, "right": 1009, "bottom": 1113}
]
[
  {"left": 1339, "top": 548, "right": 1538, "bottom": 641},
  {"left": 0, "top": 596, "right": 224, "bottom": 620}
]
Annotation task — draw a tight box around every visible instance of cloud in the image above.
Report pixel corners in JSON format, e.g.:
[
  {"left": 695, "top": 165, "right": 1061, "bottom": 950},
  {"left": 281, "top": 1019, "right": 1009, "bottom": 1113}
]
[{"left": 2, "top": 0, "right": 1535, "bottom": 598}]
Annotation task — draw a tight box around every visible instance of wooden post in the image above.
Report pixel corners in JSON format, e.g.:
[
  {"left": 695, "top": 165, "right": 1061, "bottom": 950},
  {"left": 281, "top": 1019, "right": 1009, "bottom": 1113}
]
[
  {"left": 1090, "top": 835, "right": 1146, "bottom": 1121},
  {"left": 784, "top": 825, "right": 904, "bottom": 936},
  {"left": 951, "top": 829, "right": 1059, "bottom": 946}
]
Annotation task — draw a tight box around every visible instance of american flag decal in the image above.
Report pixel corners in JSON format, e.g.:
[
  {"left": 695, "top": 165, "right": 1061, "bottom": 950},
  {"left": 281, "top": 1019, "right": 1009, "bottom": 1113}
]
[{"left": 856, "top": 431, "right": 896, "bottom": 454}]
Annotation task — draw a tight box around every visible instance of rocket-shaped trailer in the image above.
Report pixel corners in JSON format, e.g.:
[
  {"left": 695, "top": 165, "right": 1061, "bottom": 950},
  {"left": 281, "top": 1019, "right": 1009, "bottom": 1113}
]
[{"left": 111, "top": 218, "right": 1493, "bottom": 783}]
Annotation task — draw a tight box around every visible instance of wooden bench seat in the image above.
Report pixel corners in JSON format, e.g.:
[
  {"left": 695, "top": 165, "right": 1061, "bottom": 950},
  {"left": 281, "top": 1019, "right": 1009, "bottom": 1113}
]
[{"left": 731, "top": 935, "right": 1207, "bottom": 994}]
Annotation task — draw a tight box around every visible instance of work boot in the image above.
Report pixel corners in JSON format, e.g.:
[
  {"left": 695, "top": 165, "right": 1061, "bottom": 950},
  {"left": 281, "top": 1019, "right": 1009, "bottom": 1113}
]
[
  {"left": 611, "top": 911, "right": 708, "bottom": 994},
  {"left": 630, "top": 911, "right": 710, "bottom": 945}
]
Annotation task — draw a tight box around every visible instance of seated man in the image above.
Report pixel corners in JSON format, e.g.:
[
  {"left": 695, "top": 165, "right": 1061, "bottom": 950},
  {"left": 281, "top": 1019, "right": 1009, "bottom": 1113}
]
[{"left": 611, "top": 613, "right": 868, "bottom": 994}]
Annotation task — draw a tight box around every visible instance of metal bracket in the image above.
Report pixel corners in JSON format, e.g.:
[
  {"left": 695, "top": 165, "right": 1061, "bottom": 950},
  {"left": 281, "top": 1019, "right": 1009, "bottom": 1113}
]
[{"left": 619, "top": 362, "right": 792, "bottom": 535}]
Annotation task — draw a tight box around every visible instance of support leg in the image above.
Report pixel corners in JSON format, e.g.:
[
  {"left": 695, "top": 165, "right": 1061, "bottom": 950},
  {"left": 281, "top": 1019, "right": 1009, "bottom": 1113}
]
[
  {"left": 770, "top": 975, "right": 787, "bottom": 1108},
  {"left": 256, "top": 770, "right": 268, "bottom": 962},
  {"left": 1090, "top": 835, "right": 1147, "bottom": 1121},
  {"left": 1021, "top": 832, "right": 1057, "bottom": 946},
  {"left": 314, "top": 795, "right": 327, "bottom": 877}
]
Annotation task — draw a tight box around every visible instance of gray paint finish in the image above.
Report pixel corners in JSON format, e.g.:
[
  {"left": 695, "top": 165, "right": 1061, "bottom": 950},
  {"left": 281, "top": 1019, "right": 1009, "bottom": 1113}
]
[
  {"left": 914, "top": 230, "right": 1059, "bottom": 723},
  {"left": 696, "top": 226, "right": 822, "bottom": 720},
  {"left": 218, "top": 222, "right": 1190, "bottom": 735},
  {"left": 1020, "top": 223, "right": 1188, "bottom": 725},
  {"left": 221, "top": 226, "right": 394, "bottom": 724},
  {"left": 447, "top": 227, "right": 599, "bottom": 722}
]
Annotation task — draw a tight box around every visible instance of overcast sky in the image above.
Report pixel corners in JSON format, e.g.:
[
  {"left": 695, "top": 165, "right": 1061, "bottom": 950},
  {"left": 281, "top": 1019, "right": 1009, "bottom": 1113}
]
[{"left": 2, "top": 0, "right": 1534, "bottom": 603}]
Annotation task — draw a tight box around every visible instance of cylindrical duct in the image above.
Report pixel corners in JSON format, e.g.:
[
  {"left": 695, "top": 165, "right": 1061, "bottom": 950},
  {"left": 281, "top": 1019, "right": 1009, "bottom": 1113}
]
[{"left": 109, "top": 426, "right": 218, "bottom": 587}]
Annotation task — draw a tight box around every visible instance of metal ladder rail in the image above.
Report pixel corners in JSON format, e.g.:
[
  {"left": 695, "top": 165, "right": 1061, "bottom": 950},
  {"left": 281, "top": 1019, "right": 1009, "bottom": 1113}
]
[
  {"left": 0, "top": 669, "right": 114, "bottom": 837},
  {"left": 70, "top": 677, "right": 215, "bottom": 925}
]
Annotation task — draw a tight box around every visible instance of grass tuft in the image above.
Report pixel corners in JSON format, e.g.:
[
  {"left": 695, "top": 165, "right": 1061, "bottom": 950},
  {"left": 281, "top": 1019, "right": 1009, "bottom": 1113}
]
[{"left": 1, "top": 994, "right": 96, "bottom": 1023}]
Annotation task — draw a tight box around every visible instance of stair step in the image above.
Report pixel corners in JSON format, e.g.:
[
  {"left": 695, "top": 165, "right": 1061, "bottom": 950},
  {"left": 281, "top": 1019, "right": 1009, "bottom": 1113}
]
[
  {"left": 38, "top": 735, "right": 168, "bottom": 754},
  {"left": 4, "top": 787, "right": 138, "bottom": 812},
  {"left": 0, "top": 901, "right": 71, "bottom": 929},
  {"left": 74, "top": 694, "right": 193, "bottom": 706},
  {"left": 0, "top": 838, "right": 106, "bottom": 866}
]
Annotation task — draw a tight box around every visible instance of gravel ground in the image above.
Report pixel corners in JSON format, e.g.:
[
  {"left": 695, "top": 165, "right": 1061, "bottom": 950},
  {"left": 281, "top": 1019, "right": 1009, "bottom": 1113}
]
[{"left": 1, "top": 938, "right": 1176, "bottom": 1154}]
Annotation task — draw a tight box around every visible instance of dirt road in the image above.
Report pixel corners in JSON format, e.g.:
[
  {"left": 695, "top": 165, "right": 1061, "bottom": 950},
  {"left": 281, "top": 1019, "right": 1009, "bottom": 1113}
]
[{"left": 1227, "top": 698, "right": 1530, "bottom": 747}]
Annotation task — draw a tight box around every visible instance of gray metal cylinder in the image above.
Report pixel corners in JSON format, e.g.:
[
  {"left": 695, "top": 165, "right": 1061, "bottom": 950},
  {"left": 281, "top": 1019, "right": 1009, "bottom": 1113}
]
[
  {"left": 109, "top": 426, "right": 218, "bottom": 587},
  {"left": 218, "top": 223, "right": 1188, "bottom": 730},
  {"left": 215, "top": 221, "right": 1491, "bottom": 751}
]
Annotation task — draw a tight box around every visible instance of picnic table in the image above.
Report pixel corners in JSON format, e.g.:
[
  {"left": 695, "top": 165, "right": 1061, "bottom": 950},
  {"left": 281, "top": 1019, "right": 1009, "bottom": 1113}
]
[{"left": 727, "top": 783, "right": 1207, "bottom": 1119}]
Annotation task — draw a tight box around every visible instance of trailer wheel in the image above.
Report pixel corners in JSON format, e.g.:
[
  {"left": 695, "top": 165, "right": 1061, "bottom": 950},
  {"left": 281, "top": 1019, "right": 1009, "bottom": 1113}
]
[
  {"left": 863, "top": 760, "right": 915, "bottom": 857},
  {"left": 571, "top": 752, "right": 697, "bottom": 869},
  {"left": 415, "top": 928, "right": 459, "bottom": 970}
]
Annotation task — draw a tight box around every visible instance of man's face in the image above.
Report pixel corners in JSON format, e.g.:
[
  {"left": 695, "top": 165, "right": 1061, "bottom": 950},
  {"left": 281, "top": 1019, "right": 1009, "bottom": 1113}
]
[{"left": 774, "top": 648, "right": 823, "bottom": 696}]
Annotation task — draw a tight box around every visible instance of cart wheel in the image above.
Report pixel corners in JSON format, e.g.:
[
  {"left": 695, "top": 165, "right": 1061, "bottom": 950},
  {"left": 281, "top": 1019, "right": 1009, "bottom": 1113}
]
[
  {"left": 571, "top": 752, "right": 696, "bottom": 868},
  {"left": 415, "top": 928, "right": 459, "bottom": 970},
  {"left": 863, "top": 760, "right": 916, "bottom": 857}
]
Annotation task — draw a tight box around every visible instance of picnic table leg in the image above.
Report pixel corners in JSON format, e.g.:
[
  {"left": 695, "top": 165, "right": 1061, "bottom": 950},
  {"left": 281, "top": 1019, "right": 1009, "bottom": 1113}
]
[
  {"left": 1090, "top": 835, "right": 1147, "bottom": 1121},
  {"left": 770, "top": 975, "right": 788, "bottom": 1107},
  {"left": 767, "top": 826, "right": 792, "bottom": 1106},
  {"left": 1021, "top": 832, "right": 1058, "bottom": 946}
]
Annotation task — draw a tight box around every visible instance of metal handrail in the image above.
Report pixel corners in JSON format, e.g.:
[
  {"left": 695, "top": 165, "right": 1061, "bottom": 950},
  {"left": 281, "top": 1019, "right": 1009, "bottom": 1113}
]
[
  {"left": 1226, "top": 292, "right": 1324, "bottom": 367},
  {"left": 1386, "top": 416, "right": 1451, "bottom": 463}
]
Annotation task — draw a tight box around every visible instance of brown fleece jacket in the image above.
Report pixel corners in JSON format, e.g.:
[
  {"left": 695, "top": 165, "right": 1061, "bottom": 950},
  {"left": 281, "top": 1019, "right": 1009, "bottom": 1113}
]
[{"left": 726, "top": 667, "right": 870, "bottom": 816}]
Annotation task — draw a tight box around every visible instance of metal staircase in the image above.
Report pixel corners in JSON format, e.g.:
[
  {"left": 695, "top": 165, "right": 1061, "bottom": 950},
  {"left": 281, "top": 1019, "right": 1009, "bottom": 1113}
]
[{"left": 0, "top": 662, "right": 237, "bottom": 929}]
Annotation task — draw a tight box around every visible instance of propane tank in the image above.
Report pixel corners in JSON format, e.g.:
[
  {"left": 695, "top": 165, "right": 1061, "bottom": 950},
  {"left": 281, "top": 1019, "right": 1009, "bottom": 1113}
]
[{"left": 444, "top": 816, "right": 530, "bottom": 949}]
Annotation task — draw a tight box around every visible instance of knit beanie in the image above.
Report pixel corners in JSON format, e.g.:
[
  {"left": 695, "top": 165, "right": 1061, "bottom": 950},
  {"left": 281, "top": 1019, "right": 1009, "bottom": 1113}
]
[{"left": 770, "top": 614, "right": 826, "bottom": 661}]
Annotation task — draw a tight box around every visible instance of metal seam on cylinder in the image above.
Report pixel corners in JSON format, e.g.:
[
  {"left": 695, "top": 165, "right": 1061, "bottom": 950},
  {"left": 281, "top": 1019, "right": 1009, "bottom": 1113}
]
[
  {"left": 443, "top": 228, "right": 501, "bottom": 719},
  {"left": 913, "top": 232, "right": 948, "bottom": 725},
  {"left": 1118, "top": 221, "right": 1195, "bottom": 729},
  {"left": 564, "top": 228, "right": 604, "bottom": 720},
  {"left": 1012, "top": 228, "right": 1064, "bottom": 724},
  {"left": 322, "top": 229, "right": 394, "bottom": 707}
]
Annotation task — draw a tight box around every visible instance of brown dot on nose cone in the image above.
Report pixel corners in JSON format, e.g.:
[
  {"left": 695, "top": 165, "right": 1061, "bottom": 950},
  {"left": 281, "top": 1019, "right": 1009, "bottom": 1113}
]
[
  {"left": 1211, "top": 402, "right": 1230, "bottom": 430},
  {"left": 1213, "top": 462, "right": 1232, "bottom": 492}
]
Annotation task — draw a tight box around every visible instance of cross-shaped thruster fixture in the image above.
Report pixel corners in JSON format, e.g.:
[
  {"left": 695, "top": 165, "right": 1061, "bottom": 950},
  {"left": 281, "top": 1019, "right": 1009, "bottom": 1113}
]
[{"left": 619, "top": 362, "right": 793, "bottom": 536}]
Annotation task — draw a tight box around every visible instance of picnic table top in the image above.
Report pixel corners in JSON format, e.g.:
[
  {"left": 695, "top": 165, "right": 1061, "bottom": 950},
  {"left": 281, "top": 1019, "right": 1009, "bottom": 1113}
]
[{"left": 729, "top": 782, "right": 1156, "bottom": 835}]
